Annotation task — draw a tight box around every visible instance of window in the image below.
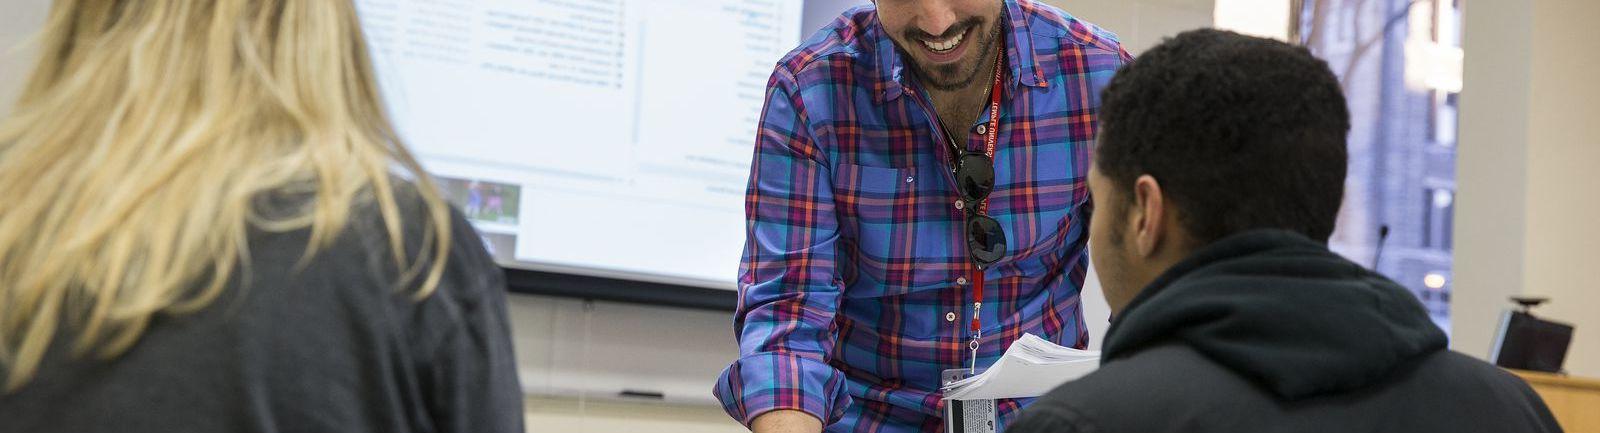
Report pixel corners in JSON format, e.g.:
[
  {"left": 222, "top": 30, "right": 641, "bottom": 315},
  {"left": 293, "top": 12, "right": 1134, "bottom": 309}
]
[
  {"left": 1422, "top": 188, "right": 1455, "bottom": 250},
  {"left": 1429, "top": 90, "right": 1459, "bottom": 146}
]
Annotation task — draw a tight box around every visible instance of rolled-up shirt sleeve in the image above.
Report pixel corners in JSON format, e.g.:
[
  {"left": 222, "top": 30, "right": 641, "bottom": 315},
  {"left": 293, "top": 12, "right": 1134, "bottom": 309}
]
[{"left": 713, "top": 68, "right": 852, "bottom": 427}]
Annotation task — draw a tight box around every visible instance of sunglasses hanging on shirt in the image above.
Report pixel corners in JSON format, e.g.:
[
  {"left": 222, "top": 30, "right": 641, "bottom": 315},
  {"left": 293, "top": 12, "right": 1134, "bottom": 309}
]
[{"left": 952, "top": 151, "right": 1006, "bottom": 268}]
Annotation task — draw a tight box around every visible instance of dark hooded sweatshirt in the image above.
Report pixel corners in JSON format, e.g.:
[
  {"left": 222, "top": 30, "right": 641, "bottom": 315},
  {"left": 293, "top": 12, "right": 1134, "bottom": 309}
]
[{"left": 1008, "top": 230, "right": 1561, "bottom": 433}]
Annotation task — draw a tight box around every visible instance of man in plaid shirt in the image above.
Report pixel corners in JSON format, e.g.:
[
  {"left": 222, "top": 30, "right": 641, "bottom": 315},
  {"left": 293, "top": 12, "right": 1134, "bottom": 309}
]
[{"left": 715, "top": 1, "right": 1129, "bottom": 431}]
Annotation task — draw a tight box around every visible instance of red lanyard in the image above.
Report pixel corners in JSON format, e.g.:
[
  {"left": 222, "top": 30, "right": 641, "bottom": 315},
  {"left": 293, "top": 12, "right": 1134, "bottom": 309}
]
[{"left": 968, "top": 49, "right": 1006, "bottom": 372}]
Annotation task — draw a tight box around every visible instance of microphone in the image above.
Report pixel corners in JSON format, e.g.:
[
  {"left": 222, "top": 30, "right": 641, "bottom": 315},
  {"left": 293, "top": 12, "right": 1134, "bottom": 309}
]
[{"left": 1372, "top": 225, "right": 1390, "bottom": 270}]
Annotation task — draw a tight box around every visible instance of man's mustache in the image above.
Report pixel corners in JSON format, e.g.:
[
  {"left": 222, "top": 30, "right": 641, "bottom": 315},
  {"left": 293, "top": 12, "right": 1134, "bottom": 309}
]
[{"left": 903, "top": 17, "right": 984, "bottom": 41}]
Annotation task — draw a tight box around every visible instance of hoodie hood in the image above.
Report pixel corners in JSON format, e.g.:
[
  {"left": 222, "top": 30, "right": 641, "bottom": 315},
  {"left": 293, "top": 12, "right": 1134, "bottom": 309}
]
[{"left": 1101, "top": 229, "right": 1447, "bottom": 400}]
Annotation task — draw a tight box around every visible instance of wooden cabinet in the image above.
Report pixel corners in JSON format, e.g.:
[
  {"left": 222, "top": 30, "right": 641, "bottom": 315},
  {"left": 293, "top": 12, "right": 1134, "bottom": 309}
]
[{"left": 1511, "top": 369, "right": 1600, "bottom": 433}]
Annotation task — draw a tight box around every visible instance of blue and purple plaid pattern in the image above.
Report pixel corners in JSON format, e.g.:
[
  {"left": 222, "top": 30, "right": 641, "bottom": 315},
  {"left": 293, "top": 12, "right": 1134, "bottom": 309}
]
[{"left": 715, "top": 1, "right": 1129, "bottom": 431}]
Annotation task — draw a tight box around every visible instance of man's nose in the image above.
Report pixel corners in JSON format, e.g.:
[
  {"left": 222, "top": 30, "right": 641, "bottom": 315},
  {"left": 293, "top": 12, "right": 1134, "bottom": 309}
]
[{"left": 913, "top": 0, "right": 960, "bottom": 37}]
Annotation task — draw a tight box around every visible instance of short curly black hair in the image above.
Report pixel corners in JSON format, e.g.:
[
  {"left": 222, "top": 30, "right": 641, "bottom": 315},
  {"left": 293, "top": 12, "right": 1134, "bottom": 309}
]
[{"left": 1096, "top": 29, "right": 1350, "bottom": 244}]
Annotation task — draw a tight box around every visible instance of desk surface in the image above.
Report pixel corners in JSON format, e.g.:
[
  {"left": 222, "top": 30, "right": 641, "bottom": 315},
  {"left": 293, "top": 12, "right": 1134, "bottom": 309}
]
[{"left": 1511, "top": 369, "right": 1600, "bottom": 391}]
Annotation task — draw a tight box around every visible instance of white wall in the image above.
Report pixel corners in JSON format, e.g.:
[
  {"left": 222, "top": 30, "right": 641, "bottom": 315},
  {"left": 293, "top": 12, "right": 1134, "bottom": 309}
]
[
  {"left": 1052, "top": 0, "right": 1214, "bottom": 54},
  {"left": 509, "top": 296, "right": 745, "bottom": 432},
  {"left": 1521, "top": 0, "right": 1600, "bottom": 379},
  {"left": 508, "top": 295, "right": 736, "bottom": 406},
  {"left": 1453, "top": 0, "right": 1531, "bottom": 363},
  {"left": 1456, "top": 0, "right": 1600, "bottom": 377}
]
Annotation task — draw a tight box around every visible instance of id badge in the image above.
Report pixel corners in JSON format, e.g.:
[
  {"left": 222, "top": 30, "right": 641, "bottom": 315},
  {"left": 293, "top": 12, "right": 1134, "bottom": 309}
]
[{"left": 941, "top": 368, "right": 997, "bottom": 433}]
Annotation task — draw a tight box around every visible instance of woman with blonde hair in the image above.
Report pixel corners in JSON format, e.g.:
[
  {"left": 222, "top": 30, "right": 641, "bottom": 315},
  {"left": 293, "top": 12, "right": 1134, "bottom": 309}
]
[{"left": 0, "top": 1, "right": 523, "bottom": 432}]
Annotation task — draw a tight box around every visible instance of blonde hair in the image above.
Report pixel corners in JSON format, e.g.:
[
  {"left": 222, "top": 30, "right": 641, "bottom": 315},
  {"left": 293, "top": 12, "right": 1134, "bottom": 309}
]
[{"left": 0, "top": 0, "right": 452, "bottom": 391}]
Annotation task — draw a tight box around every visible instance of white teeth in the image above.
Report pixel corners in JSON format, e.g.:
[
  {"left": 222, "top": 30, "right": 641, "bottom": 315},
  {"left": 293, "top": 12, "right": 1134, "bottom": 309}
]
[{"left": 921, "top": 30, "right": 964, "bottom": 53}]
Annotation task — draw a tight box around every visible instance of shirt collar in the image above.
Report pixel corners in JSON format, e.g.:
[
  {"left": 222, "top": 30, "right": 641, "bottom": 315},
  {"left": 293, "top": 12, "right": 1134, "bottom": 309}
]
[{"left": 871, "top": 0, "right": 1045, "bottom": 104}]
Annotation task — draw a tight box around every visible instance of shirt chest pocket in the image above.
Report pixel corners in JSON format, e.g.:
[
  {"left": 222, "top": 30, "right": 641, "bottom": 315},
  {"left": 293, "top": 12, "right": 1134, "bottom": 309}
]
[
  {"left": 832, "top": 163, "right": 958, "bottom": 297},
  {"left": 832, "top": 162, "right": 908, "bottom": 255}
]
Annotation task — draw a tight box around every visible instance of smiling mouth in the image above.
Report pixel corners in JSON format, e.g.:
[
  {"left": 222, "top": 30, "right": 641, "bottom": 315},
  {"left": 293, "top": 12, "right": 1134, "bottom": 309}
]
[{"left": 920, "top": 27, "right": 968, "bottom": 53}]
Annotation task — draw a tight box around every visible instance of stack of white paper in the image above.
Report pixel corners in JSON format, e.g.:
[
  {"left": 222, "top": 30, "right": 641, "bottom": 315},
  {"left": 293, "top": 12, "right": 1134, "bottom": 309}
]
[{"left": 941, "top": 333, "right": 1101, "bottom": 401}]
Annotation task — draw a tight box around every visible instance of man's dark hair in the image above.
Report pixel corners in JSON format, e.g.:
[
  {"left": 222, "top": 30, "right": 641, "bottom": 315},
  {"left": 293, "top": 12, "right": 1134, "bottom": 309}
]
[{"left": 1096, "top": 29, "right": 1350, "bottom": 244}]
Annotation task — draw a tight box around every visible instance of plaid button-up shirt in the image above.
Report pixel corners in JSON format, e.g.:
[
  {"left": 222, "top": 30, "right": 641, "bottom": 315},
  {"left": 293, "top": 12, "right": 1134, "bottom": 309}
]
[{"left": 715, "top": 1, "right": 1129, "bottom": 431}]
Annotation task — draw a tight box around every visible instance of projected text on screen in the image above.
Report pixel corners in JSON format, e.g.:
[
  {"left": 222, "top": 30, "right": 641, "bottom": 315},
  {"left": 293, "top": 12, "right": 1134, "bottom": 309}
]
[{"left": 358, "top": 0, "right": 806, "bottom": 289}]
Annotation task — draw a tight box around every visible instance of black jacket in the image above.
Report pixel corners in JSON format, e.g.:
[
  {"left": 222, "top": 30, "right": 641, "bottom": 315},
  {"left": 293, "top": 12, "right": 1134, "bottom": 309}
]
[{"left": 1009, "top": 230, "right": 1561, "bottom": 433}]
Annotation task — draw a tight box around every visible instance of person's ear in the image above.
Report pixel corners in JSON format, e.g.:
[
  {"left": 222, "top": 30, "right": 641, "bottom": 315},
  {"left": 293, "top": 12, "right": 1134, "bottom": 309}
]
[{"left": 1131, "top": 175, "right": 1166, "bottom": 258}]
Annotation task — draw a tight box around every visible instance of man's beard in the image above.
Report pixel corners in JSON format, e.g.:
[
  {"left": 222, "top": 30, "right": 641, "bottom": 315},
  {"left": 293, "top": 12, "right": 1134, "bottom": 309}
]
[{"left": 905, "top": 21, "right": 1002, "bottom": 92}]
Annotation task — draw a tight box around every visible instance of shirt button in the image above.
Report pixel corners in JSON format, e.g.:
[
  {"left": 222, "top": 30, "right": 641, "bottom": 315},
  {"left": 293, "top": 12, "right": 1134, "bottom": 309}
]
[
  {"left": 906, "top": 176, "right": 915, "bottom": 183},
  {"left": 954, "top": 200, "right": 965, "bottom": 210},
  {"left": 975, "top": 124, "right": 987, "bottom": 135},
  {"left": 946, "top": 312, "right": 958, "bottom": 322},
  {"left": 956, "top": 277, "right": 969, "bottom": 285}
]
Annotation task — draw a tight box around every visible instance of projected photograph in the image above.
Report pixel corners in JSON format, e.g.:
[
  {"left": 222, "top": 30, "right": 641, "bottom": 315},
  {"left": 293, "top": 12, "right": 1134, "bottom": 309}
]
[{"left": 437, "top": 177, "right": 521, "bottom": 226}]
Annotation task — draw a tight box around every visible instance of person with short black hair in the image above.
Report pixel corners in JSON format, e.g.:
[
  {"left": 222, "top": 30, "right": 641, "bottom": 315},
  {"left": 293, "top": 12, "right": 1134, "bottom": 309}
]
[
  {"left": 1092, "top": 27, "right": 1350, "bottom": 246},
  {"left": 1007, "top": 29, "right": 1561, "bottom": 433}
]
